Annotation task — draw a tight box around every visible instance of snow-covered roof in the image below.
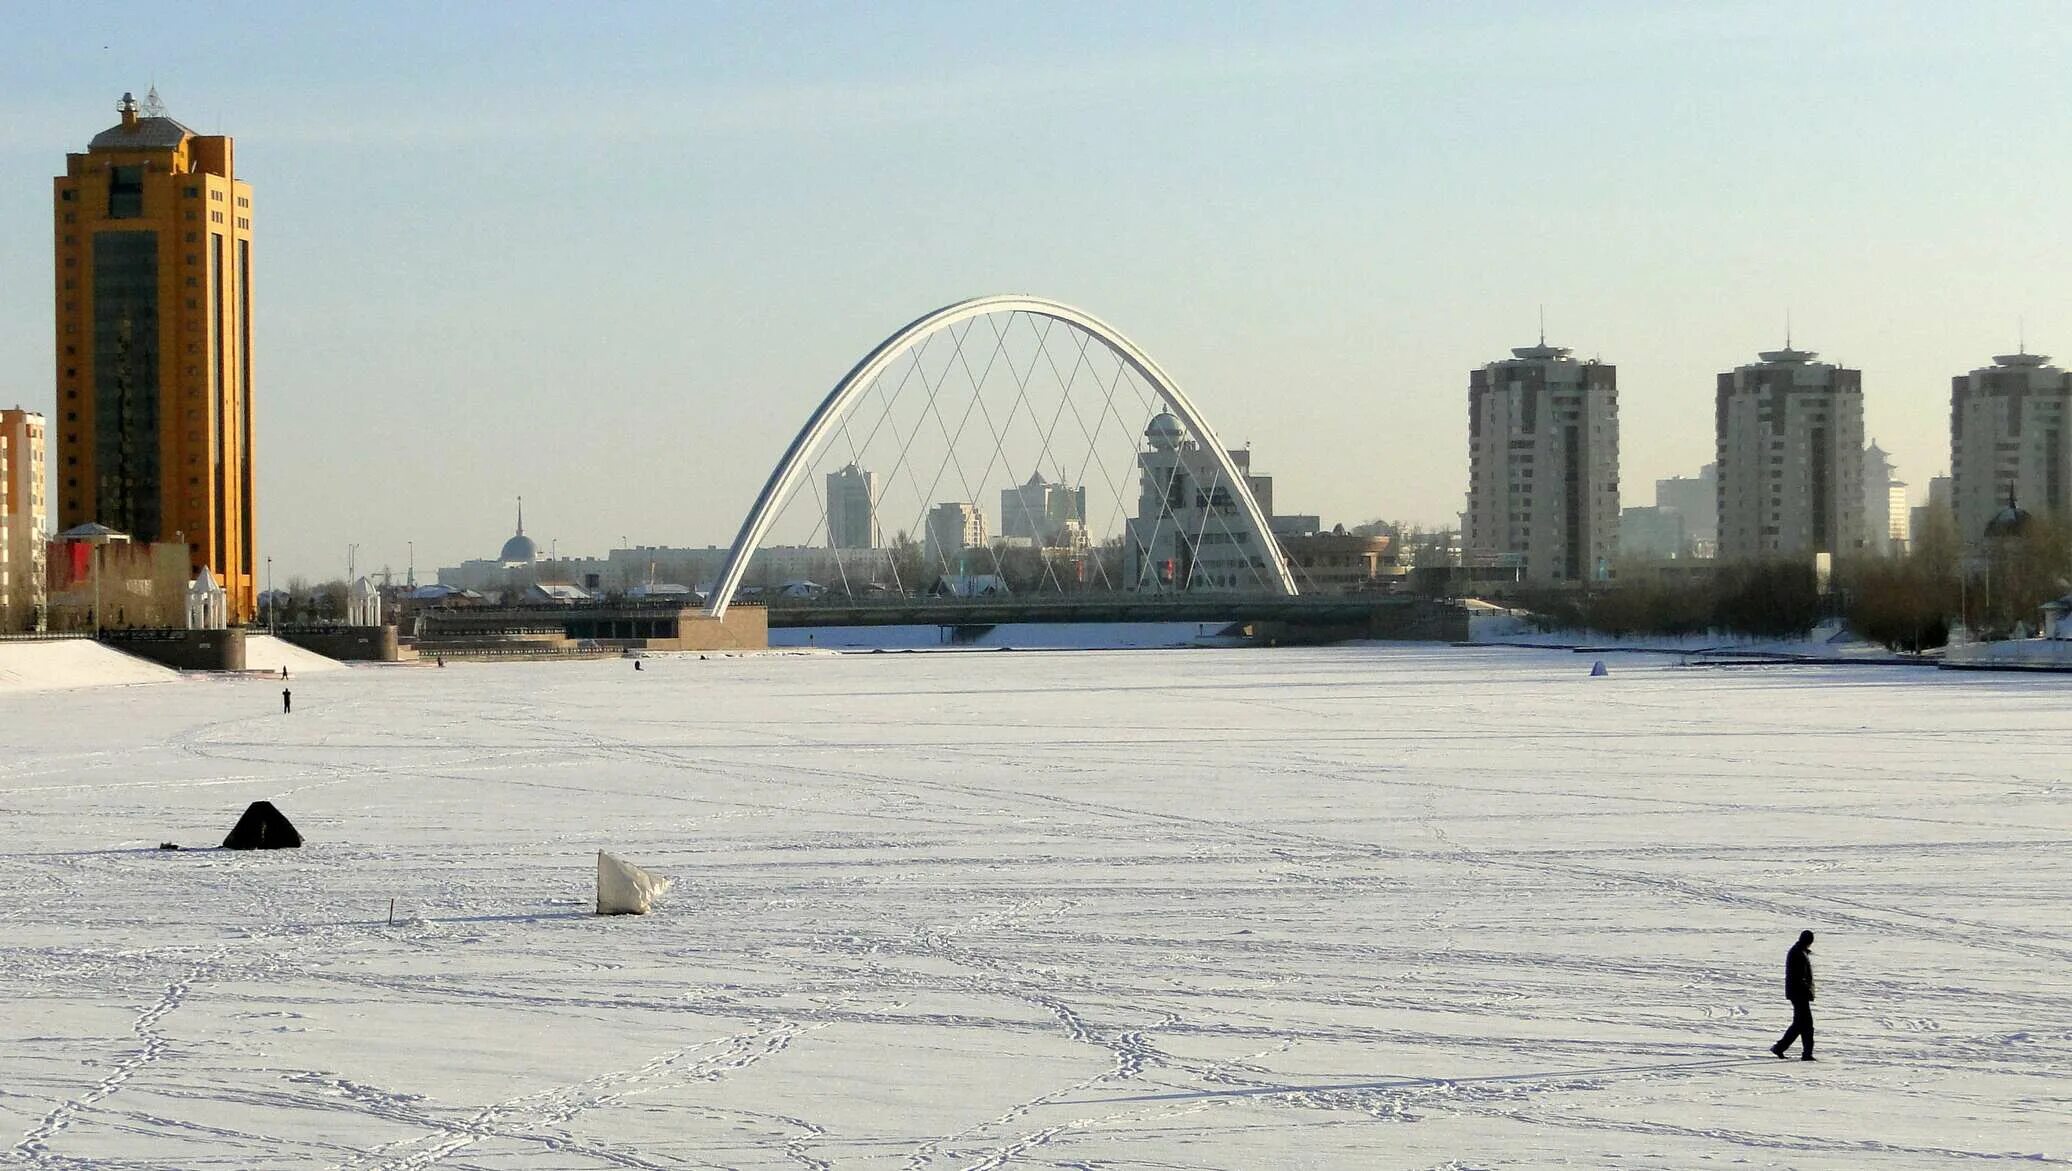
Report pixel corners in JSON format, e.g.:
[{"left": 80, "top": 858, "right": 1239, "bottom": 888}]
[{"left": 626, "top": 582, "right": 695, "bottom": 597}]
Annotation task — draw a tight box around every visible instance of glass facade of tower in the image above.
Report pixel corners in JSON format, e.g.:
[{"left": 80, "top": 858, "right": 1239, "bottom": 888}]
[{"left": 90, "top": 230, "right": 161, "bottom": 541}]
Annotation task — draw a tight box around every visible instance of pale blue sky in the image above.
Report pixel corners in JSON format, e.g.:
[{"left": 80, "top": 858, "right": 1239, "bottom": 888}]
[{"left": 3, "top": 2, "right": 2068, "bottom": 580}]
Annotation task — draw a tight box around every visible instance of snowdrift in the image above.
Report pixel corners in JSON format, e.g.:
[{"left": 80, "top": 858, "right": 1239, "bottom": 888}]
[
  {"left": 0, "top": 638, "right": 177, "bottom": 694},
  {"left": 243, "top": 634, "right": 350, "bottom": 676}
]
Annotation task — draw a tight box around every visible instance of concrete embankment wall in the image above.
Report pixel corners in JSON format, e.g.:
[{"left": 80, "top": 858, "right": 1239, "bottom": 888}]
[
  {"left": 98, "top": 627, "right": 246, "bottom": 670},
  {"left": 275, "top": 625, "right": 403, "bottom": 662}
]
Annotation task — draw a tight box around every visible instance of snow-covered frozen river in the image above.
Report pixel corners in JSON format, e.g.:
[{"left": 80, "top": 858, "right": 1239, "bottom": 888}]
[{"left": 2, "top": 646, "right": 2067, "bottom": 1168}]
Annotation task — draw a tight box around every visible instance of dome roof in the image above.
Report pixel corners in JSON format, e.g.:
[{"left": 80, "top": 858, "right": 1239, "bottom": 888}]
[
  {"left": 500, "top": 533, "right": 539, "bottom": 563},
  {"left": 499, "top": 496, "right": 537, "bottom": 562},
  {"left": 1145, "top": 412, "right": 1183, "bottom": 451},
  {"left": 1985, "top": 503, "right": 2032, "bottom": 539}
]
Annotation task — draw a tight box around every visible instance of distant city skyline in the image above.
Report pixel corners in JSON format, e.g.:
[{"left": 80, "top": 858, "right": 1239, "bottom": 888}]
[{"left": 4, "top": 3, "right": 2070, "bottom": 580}]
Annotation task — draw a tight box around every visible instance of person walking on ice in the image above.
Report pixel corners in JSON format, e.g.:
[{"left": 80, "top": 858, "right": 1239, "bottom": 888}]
[
  {"left": 281, "top": 688, "right": 292, "bottom": 715},
  {"left": 1772, "top": 929, "right": 1816, "bottom": 1060}
]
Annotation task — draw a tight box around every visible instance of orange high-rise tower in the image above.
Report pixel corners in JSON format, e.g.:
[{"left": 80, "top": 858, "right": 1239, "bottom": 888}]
[{"left": 53, "top": 90, "right": 256, "bottom": 619}]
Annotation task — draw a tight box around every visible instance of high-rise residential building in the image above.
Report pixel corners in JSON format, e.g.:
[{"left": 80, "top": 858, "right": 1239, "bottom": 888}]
[
  {"left": 54, "top": 91, "right": 257, "bottom": 620},
  {"left": 923, "top": 501, "right": 987, "bottom": 573},
  {"left": 1464, "top": 342, "right": 1619, "bottom": 582},
  {"left": 825, "top": 463, "right": 879, "bottom": 549},
  {"left": 1950, "top": 351, "right": 2072, "bottom": 546},
  {"left": 999, "top": 472, "right": 1088, "bottom": 547},
  {"left": 1715, "top": 346, "right": 1864, "bottom": 561},
  {"left": 1654, "top": 464, "right": 1718, "bottom": 556},
  {"left": 1, "top": 409, "right": 50, "bottom": 629},
  {"left": 1862, "top": 441, "right": 1906, "bottom": 555}
]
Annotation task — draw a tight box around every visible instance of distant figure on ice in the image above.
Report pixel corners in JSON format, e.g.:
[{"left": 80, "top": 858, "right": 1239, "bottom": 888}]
[
  {"left": 280, "top": 665, "right": 289, "bottom": 680},
  {"left": 1771, "top": 930, "right": 1816, "bottom": 1060},
  {"left": 281, "top": 688, "right": 292, "bottom": 715},
  {"left": 634, "top": 659, "right": 643, "bottom": 671}
]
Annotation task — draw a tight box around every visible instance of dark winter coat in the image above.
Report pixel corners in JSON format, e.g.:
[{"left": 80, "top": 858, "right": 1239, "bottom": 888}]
[{"left": 1785, "top": 942, "right": 1814, "bottom": 1003}]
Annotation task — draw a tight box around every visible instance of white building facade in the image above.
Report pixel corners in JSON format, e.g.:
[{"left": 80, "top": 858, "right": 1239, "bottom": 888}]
[
  {"left": 1124, "top": 413, "right": 1276, "bottom": 591},
  {"left": 1464, "top": 344, "right": 1620, "bottom": 583},
  {"left": 1951, "top": 351, "right": 2072, "bottom": 546},
  {"left": 1715, "top": 347, "right": 1865, "bottom": 561}
]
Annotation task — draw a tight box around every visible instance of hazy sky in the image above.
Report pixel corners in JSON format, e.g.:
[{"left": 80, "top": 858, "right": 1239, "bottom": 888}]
[{"left": 4, "top": 2, "right": 2069, "bottom": 581}]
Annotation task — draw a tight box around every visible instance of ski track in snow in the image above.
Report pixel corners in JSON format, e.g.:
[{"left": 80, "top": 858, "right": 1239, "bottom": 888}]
[{"left": 0, "top": 645, "right": 2067, "bottom": 1168}]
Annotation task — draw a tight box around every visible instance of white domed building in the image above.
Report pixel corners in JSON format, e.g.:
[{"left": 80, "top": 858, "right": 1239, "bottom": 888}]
[
  {"left": 1124, "top": 413, "right": 1281, "bottom": 592},
  {"left": 435, "top": 498, "right": 549, "bottom": 594},
  {"left": 498, "top": 499, "right": 540, "bottom": 568}
]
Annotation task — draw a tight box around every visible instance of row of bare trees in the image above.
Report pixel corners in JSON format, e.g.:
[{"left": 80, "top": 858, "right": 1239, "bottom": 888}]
[{"left": 1512, "top": 509, "right": 2072, "bottom": 649}]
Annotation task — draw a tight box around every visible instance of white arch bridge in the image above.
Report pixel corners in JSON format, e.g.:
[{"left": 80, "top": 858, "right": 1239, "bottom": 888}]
[{"left": 703, "top": 295, "right": 1301, "bottom": 619}]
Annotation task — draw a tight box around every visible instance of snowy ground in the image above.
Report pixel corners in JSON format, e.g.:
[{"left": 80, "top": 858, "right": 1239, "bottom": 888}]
[{"left": 1, "top": 647, "right": 2067, "bottom": 1168}]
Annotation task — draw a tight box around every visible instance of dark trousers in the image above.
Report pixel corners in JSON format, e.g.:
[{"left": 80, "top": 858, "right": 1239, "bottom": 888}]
[{"left": 1776, "top": 998, "right": 1813, "bottom": 1056}]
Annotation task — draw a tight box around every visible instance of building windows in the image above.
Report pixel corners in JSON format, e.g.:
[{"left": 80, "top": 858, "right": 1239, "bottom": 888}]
[{"left": 107, "top": 165, "right": 144, "bottom": 218}]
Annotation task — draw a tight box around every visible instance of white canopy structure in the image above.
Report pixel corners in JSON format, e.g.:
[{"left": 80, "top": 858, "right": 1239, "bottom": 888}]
[
  {"left": 185, "top": 567, "right": 227, "bottom": 630},
  {"left": 347, "top": 576, "right": 382, "bottom": 627}
]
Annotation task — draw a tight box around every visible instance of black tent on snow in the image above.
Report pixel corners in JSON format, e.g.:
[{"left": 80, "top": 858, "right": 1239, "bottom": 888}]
[{"left": 222, "top": 801, "right": 303, "bottom": 850}]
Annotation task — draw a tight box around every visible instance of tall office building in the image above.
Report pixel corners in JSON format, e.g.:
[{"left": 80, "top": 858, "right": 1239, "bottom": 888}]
[
  {"left": 999, "top": 472, "right": 1088, "bottom": 547},
  {"left": 1654, "top": 464, "right": 1718, "bottom": 557},
  {"left": 53, "top": 91, "right": 256, "bottom": 619},
  {"left": 1950, "top": 351, "right": 2072, "bottom": 546},
  {"left": 1464, "top": 342, "right": 1619, "bottom": 583},
  {"left": 1862, "top": 441, "right": 1906, "bottom": 555},
  {"left": 1, "top": 409, "right": 49, "bottom": 629},
  {"left": 1715, "top": 346, "right": 1864, "bottom": 561},
  {"left": 825, "top": 463, "right": 879, "bottom": 549},
  {"left": 1910, "top": 474, "right": 1954, "bottom": 550},
  {"left": 923, "top": 501, "right": 987, "bottom": 573}
]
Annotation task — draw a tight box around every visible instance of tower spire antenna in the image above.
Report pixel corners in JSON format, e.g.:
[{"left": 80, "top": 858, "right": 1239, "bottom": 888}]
[
  {"left": 1785, "top": 308, "right": 1792, "bottom": 350},
  {"left": 516, "top": 495, "right": 524, "bottom": 536},
  {"left": 141, "top": 83, "right": 165, "bottom": 118},
  {"left": 2018, "top": 314, "right": 2026, "bottom": 356},
  {"left": 1538, "top": 304, "right": 1546, "bottom": 346}
]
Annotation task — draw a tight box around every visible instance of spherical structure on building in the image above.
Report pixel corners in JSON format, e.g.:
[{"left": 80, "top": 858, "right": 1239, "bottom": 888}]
[
  {"left": 1145, "top": 412, "right": 1183, "bottom": 451},
  {"left": 499, "top": 496, "right": 539, "bottom": 564},
  {"left": 499, "top": 532, "right": 538, "bottom": 564},
  {"left": 1985, "top": 494, "right": 2032, "bottom": 540}
]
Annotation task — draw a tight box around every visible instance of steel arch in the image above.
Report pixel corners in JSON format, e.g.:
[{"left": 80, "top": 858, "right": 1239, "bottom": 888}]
[{"left": 704, "top": 294, "right": 1298, "bottom": 617}]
